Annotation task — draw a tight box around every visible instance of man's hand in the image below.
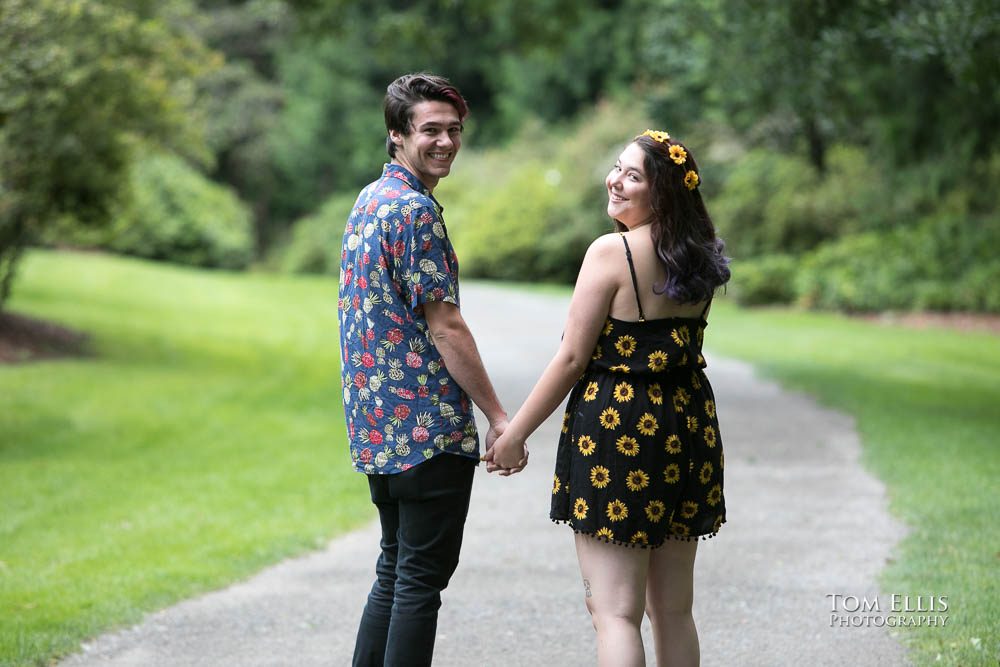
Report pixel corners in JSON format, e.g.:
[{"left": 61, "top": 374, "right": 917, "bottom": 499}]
[
  {"left": 485, "top": 418, "right": 508, "bottom": 451},
  {"left": 482, "top": 418, "right": 522, "bottom": 476}
]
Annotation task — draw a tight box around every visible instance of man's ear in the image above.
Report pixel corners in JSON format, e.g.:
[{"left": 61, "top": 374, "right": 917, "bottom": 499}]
[{"left": 388, "top": 129, "right": 404, "bottom": 148}]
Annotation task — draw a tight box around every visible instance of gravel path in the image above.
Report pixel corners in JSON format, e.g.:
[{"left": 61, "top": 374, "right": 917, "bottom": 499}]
[{"left": 61, "top": 284, "right": 909, "bottom": 666}]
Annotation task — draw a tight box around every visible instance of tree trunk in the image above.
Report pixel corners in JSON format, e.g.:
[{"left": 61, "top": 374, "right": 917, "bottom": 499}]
[
  {"left": 804, "top": 114, "right": 826, "bottom": 174},
  {"left": 0, "top": 215, "right": 27, "bottom": 314}
]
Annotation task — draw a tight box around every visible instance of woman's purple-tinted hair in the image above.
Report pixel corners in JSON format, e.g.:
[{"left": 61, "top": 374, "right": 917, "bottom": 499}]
[{"left": 619, "top": 134, "right": 731, "bottom": 304}]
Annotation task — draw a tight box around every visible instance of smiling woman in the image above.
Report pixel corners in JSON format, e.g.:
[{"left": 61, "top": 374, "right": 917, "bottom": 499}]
[
  {"left": 606, "top": 143, "right": 654, "bottom": 228},
  {"left": 484, "top": 129, "right": 731, "bottom": 667}
]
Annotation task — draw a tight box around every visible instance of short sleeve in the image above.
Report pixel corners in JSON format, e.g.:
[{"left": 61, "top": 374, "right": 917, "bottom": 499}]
[{"left": 400, "top": 201, "right": 459, "bottom": 311}]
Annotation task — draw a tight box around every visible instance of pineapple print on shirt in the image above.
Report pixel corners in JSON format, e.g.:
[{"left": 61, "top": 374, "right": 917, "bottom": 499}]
[{"left": 339, "top": 164, "right": 479, "bottom": 474}]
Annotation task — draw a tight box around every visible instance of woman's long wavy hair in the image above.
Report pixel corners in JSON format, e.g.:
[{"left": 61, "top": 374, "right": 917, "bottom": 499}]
[{"left": 615, "top": 134, "right": 731, "bottom": 304}]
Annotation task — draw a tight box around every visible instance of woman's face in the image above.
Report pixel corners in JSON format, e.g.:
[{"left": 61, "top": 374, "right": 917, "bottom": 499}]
[{"left": 606, "top": 142, "right": 653, "bottom": 229}]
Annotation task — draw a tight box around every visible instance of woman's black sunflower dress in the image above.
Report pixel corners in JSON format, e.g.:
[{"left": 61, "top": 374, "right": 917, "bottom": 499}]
[{"left": 550, "top": 236, "right": 726, "bottom": 547}]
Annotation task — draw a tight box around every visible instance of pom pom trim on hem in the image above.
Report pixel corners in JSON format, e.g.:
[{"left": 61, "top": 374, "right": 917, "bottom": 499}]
[{"left": 549, "top": 517, "right": 724, "bottom": 549}]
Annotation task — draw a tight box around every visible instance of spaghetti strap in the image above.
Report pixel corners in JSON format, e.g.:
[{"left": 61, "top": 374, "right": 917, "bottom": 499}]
[{"left": 619, "top": 233, "right": 646, "bottom": 322}]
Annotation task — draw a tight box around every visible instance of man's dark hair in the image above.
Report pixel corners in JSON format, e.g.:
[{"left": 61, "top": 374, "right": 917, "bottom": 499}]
[{"left": 384, "top": 73, "right": 469, "bottom": 157}]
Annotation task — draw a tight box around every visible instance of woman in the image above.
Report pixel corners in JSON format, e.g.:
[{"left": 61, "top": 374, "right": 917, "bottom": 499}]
[{"left": 488, "top": 130, "right": 731, "bottom": 666}]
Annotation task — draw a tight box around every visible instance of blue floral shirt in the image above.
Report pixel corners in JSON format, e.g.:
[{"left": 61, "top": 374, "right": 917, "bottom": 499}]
[{"left": 338, "top": 164, "right": 480, "bottom": 474}]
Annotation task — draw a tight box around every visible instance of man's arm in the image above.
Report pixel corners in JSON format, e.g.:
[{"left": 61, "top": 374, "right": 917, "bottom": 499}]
[{"left": 423, "top": 300, "right": 508, "bottom": 442}]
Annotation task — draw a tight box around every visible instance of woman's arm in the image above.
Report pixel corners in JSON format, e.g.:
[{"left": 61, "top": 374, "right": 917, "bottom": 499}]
[{"left": 488, "top": 234, "right": 621, "bottom": 469}]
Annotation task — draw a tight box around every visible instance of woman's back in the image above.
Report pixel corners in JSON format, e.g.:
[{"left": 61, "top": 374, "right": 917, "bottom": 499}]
[{"left": 605, "top": 226, "right": 709, "bottom": 323}]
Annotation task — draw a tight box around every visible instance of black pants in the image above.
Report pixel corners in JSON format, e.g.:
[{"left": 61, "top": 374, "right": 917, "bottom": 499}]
[{"left": 352, "top": 453, "right": 477, "bottom": 667}]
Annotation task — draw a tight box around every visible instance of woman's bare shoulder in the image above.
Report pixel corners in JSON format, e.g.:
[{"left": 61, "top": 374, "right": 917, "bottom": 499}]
[{"left": 586, "top": 231, "right": 626, "bottom": 257}]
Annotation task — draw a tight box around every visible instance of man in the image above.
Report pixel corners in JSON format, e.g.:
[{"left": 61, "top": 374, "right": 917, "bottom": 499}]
[{"left": 338, "top": 72, "right": 521, "bottom": 667}]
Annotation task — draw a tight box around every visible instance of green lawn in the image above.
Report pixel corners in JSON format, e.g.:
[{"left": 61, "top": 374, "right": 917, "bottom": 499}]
[
  {"left": 1, "top": 250, "right": 370, "bottom": 666},
  {"left": 706, "top": 301, "right": 999, "bottom": 666}
]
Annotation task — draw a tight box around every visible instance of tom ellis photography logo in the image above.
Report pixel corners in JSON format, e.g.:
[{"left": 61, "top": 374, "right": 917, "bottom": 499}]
[{"left": 827, "top": 594, "right": 950, "bottom": 628}]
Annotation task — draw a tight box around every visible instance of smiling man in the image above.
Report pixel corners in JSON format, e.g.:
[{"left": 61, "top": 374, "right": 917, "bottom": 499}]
[{"left": 338, "top": 73, "right": 518, "bottom": 667}]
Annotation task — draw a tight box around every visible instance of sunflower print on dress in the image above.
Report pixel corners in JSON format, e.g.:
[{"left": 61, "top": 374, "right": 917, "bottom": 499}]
[{"left": 549, "top": 309, "right": 726, "bottom": 547}]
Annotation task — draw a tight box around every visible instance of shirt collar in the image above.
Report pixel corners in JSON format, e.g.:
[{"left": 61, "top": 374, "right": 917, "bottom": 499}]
[{"left": 382, "top": 163, "right": 444, "bottom": 211}]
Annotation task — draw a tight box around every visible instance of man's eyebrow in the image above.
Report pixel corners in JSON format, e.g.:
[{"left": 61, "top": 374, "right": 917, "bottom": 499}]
[{"left": 416, "top": 121, "right": 463, "bottom": 130}]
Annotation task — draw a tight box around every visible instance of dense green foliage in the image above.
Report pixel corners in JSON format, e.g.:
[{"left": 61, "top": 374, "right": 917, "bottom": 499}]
[
  {"left": 49, "top": 153, "right": 256, "bottom": 270},
  {"left": 3, "top": 0, "right": 998, "bottom": 311},
  {"left": 284, "top": 0, "right": 999, "bottom": 312},
  {"left": 272, "top": 192, "right": 357, "bottom": 274},
  {"left": 705, "top": 300, "right": 1000, "bottom": 667},
  {"left": 109, "top": 153, "right": 254, "bottom": 269},
  {"left": 794, "top": 218, "right": 1000, "bottom": 312},
  {"left": 723, "top": 150, "right": 1000, "bottom": 311},
  {"left": 0, "top": 250, "right": 369, "bottom": 666},
  {"left": 190, "top": 0, "right": 289, "bottom": 251},
  {"left": 0, "top": 0, "right": 213, "bottom": 311}
]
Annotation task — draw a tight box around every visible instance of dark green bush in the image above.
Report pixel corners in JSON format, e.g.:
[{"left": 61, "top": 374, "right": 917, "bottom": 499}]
[
  {"left": 109, "top": 153, "right": 254, "bottom": 269},
  {"left": 273, "top": 193, "right": 356, "bottom": 274},
  {"left": 954, "top": 261, "right": 1000, "bottom": 313},
  {"left": 43, "top": 153, "right": 254, "bottom": 270},
  {"left": 712, "top": 145, "right": 882, "bottom": 259},
  {"left": 794, "top": 215, "right": 1000, "bottom": 312},
  {"left": 729, "top": 254, "right": 798, "bottom": 306}
]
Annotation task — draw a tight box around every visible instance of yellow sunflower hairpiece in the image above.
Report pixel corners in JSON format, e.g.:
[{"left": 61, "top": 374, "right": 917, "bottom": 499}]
[
  {"left": 668, "top": 144, "right": 687, "bottom": 165},
  {"left": 640, "top": 129, "right": 671, "bottom": 144},
  {"left": 684, "top": 170, "right": 700, "bottom": 190}
]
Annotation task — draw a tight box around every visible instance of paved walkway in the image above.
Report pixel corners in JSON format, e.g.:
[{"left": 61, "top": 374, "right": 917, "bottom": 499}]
[{"left": 61, "top": 284, "right": 909, "bottom": 666}]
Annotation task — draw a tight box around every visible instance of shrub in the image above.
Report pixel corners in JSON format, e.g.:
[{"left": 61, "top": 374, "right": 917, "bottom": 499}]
[
  {"left": 729, "top": 254, "right": 798, "bottom": 306},
  {"left": 794, "top": 214, "right": 1000, "bottom": 312},
  {"left": 444, "top": 159, "right": 606, "bottom": 283},
  {"left": 43, "top": 153, "right": 254, "bottom": 270},
  {"left": 955, "top": 262, "right": 1000, "bottom": 313},
  {"left": 794, "top": 232, "right": 919, "bottom": 312},
  {"left": 100, "top": 153, "right": 254, "bottom": 269},
  {"left": 273, "top": 193, "right": 356, "bottom": 274},
  {"left": 711, "top": 145, "right": 887, "bottom": 259}
]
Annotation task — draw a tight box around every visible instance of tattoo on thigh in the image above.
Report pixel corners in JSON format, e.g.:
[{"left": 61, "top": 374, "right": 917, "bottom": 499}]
[{"left": 583, "top": 578, "right": 592, "bottom": 598}]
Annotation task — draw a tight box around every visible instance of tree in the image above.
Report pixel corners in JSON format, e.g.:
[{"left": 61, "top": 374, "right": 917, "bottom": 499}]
[
  {"left": 0, "top": 0, "right": 214, "bottom": 311},
  {"left": 267, "top": 0, "right": 640, "bottom": 221},
  {"left": 635, "top": 0, "right": 999, "bottom": 174},
  {"left": 189, "top": 0, "right": 290, "bottom": 252}
]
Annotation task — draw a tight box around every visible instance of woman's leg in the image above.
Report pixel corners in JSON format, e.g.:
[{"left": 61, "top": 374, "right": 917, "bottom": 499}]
[
  {"left": 575, "top": 534, "right": 650, "bottom": 667},
  {"left": 645, "top": 539, "right": 699, "bottom": 667}
]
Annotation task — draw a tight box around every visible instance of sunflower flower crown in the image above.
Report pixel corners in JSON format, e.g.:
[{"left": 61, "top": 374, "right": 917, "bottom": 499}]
[{"left": 639, "top": 129, "right": 700, "bottom": 190}]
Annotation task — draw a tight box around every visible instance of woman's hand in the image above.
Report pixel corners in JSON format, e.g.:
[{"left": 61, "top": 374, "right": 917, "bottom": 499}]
[{"left": 484, "top": 431, "right": 529, "bottom": 475}]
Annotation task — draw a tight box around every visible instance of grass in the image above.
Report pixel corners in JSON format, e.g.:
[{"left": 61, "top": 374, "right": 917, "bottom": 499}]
[
  {"left": 705, "top": 300, "right": 999, "bottom": 666},
  {"left": 0, "top": 250, "right": 371, "bottom": 667}
]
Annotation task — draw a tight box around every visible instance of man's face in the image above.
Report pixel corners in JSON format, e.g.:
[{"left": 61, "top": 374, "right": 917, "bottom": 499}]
[{"left": 389, "top": 100, "right": 463, "bottom": 192}]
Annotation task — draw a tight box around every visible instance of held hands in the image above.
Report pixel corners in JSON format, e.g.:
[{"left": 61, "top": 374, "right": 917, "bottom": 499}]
[{"left": 483, "top": 427, "right": 529, "bottom": 476}]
